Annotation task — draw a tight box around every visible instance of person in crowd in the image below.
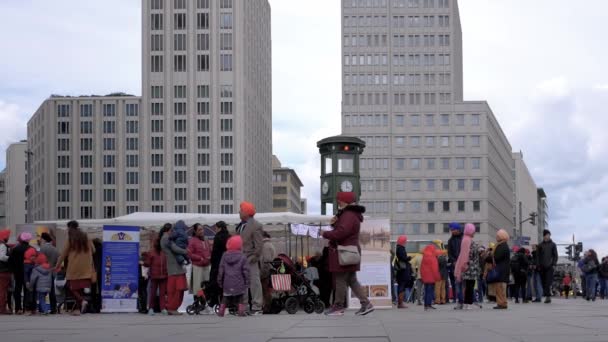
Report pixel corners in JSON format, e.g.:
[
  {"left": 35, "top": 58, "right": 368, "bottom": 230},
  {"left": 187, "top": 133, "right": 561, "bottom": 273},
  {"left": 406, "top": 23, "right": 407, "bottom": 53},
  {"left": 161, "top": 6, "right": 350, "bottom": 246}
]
[
  {"left": 23, "top": 246, "right": 39, "bottom": 315},
  {"left": 322, "top": 192, "right": 374, "bottom": 316},
  {"left": 537, "top": 229, "right": 558, "bottom": 304},
  {"left": 477, "top": 246, "right": 487, "bottom": 304},
  {"left": 260, "top": 231, "right": 277, "bottom": 313},
  {"left": 483, "top": 243, "right": 496, "bottom": 303},
  {"left": 144, "top": 224, "right": 170, "bottom": 316},
  {"left": 582, "top": 249, "right": 600, "bottom": 301},
  {"left": 39, "top": 233, "right": 59, "bottom": 314},
  {"left": 598, "top": 257, "right": 608, "bottom": 300},
  {"left": 309, "top": 246, "right": 332, "bottom": 308},
  {"left": 489, "top": 229, "right": 511, "bottom": 310},
  {"left": 510, "top": 246, "right": 529, "bottom": 304},
  {"left": 455, "top": 223, "right": 481, "bottom": 310},
  {"left": 188, "top": 223, "right": 212, "bottom": 314},
  {"left": 562, "top": 272, "right": 572, "bottom": 299},
  {"left": 0, "top": 230, "right": 11, "bottom": 315},
  {"left": 394, "top": 235, "right": 411, "bottom": 309},
  {"left": 170, "top": 220, "right": 190, "bottom": 266},
  {"left": 412, "top": 248, "right": 424, "bottom": 306},
  {"left": 54, "top": 221, "right": 96, "bottom": 315},
  {"left": 91, "top": 238, "right": 103, "bottom": 313},
  {"left": 236, "top": 201, "right": 265, "bottom": 315},
  {"left": 435, "top": 249, "right": 448, "bottom": 305},
  {"left": 578, "top": 255, "right": 587, "bottom": 299},
  {"left": 208, "top": 221, "right": 230, "bottom": 309},
  {"left": 530, "top": 244, "right": 544, "bottom": 302},
  {"left": 29, "top": 253, "right": 52, "bottom": 315},
  {"left": 9, "top": 232, "right": 34, "bottom": 315},
  {"left": 447, "top": 222, "right": 464, "bottom": 309},
  {"left": 420, "top": 244, "right": 440, "bottom": 311},
  {"left": 161, "top": 221, "right": 189, "bottom": 315},
  {"left": 217, "top": 236, "right": 250, "bottom": 317}
]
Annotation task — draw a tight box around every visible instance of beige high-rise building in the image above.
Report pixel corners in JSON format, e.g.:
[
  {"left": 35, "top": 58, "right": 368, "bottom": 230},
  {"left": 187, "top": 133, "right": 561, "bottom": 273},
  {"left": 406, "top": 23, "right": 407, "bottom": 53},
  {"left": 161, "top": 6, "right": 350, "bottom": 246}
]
[
  {"left": 272, "top": 155, "right": 304, "bottom": 214},
  {"left": 0, "top": 170, "right": 6, "bottom": 228},
  {"left": 4, "top": 141, "right": 28, "bottom": 228},
  {"left": 513, "top": 152, "right": 539, "bottom": 246},
  {"left": 27, "top": 0, "right": 272, "bottom": 221},
  {"left": 341, "top": 0, "right": 514, "bottom": 246}
]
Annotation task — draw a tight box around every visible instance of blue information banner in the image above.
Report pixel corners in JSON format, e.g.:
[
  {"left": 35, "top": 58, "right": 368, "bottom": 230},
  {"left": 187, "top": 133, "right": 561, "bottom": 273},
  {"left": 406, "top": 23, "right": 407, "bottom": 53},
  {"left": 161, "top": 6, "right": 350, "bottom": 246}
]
[{"left": 101, "top": 226, "right": 140, "bottom": 313}]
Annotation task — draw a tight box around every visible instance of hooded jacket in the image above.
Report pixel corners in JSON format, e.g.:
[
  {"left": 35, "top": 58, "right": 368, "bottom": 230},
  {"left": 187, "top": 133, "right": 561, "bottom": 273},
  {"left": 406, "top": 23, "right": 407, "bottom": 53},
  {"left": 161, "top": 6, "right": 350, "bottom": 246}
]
[
  {"left": 447, "top": 233, "right": 462, "bottom": 265},
  {"left": 30, "top": 264, "right": 53, "bottom": 293},
  {"left": 421, "top": 245, "right": 441, "bottom": 284},
  {"left": 322, "top": 204, "right": 365, "bottom": 273},
  {"left": 217, "top": 251, "right": 250, "bottom": 296},
  {"left": 537, "top": 239, "right": 558, "bottom": 269},
  {"left": 143, "top": 248, "right": 168, "bottom": 280}
]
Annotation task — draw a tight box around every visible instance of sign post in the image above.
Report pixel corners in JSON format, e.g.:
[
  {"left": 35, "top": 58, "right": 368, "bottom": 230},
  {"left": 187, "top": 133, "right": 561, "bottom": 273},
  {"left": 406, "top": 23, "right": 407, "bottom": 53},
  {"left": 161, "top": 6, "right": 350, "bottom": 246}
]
[{"left": 101, "top": 226, "right": 140, "bottom": 313}]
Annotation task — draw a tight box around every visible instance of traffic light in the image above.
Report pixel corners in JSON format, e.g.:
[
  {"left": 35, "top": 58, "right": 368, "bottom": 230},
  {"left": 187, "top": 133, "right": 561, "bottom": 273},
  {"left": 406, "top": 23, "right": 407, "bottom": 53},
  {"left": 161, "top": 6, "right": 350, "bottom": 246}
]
[
  {"left": 565, "top": 245, "right": 573, "bottom": 260},
  {"left": 529, "top": 212, "right": 537, "bottom": 226},
  {"left": 574, "top": 242, "right": 583, "bottom": 261}
]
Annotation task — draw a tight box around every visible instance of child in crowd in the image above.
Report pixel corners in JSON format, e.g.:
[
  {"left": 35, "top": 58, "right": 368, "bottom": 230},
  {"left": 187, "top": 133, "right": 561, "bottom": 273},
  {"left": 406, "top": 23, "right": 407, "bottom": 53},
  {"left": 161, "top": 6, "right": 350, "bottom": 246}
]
[
  {"left": 435, "top": 250, "right": 448, "bottom": 305},
  {"left": 29, "top": 254, "right": 53, "bottom": 315},
  {"left": 217, "top": 236, "right": 250, "bottom": 317},
  {"left": 421, "top": 244, "right": 440, "bottom": 311},
  {"left": 563, "top": 273, "right": 572, "bottom": 299},
  {"left": 170, "top": 220, "right": 191, "bottom": 265},
  {"left": 23, "top": 245, "right": 38, "bottom": 315}
]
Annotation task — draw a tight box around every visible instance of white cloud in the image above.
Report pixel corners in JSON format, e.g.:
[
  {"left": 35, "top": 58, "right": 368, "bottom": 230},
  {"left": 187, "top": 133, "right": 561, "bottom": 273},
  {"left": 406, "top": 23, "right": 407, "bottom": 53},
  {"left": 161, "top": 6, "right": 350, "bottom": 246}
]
[{"left": 0, "top": 100, "right": 27, "bottom": 168}]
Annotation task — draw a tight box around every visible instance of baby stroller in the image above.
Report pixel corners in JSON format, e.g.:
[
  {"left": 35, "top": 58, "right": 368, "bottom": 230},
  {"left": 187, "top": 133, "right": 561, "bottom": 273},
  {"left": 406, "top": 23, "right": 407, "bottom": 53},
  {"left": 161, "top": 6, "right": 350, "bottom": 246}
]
[
  {"left": 191, "top": 281, "right": 237, "bottom": 316},
  {"left": 268, "top": 254, "right": 325, "bottom": 315},
  {"left": 186, "top": 287, "right": 208, "bottom": 315}
]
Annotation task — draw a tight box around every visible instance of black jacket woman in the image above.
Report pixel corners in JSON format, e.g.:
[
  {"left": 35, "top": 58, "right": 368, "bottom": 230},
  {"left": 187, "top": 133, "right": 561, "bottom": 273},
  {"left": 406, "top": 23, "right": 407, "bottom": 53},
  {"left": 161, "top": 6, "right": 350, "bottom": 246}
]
[
  {"left": 488, "top": 229, "right": 511, "bottom": 309},
  {"left": 208, "top": 221, "right": 230, "bottom": 308},
  {"left": 395, "top": 235, "right": 412, "bottom": 308}
]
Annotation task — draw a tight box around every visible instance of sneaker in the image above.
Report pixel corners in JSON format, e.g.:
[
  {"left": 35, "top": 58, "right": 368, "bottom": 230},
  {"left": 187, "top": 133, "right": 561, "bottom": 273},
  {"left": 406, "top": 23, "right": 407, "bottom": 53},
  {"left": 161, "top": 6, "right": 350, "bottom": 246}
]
[
  {"left": 248, "top": 310, "right": 263, "bottom": 316},
  {"left": 544, "top": 297, "right": 552, "bottom": 304},
  {"left": 161, "top": 309, "right": 168, "bottom": 316},
  {"left": 325, "top": 306, "right": 345, "bottom": 316},
  {"left": 355, "top": 303, "right": 374, "bottom": 316},
  {"left": 148, "top": 309, "right": 155, "bottom": 316},
  {"left": 453, "top": 303, "right": 463, "bottom": 310}
]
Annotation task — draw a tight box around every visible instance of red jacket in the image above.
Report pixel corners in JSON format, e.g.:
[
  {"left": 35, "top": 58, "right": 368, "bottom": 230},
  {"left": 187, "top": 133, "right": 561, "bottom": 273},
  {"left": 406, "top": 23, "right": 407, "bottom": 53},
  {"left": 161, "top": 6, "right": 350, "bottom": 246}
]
[
  {"left": 322, "top": 205, "right": 365, "bottom": 273},
  {"left": 188, "top": 237, "right": 211, "bottom": 267},
  {"left": 143, "top": 249, "right": 168, "bottom": 280},
  {"left": 563, "top": 275, "right": 571, "bottom": 286},
  {"left": 421, "top": 245, "right": 441, "bottom": 284}
]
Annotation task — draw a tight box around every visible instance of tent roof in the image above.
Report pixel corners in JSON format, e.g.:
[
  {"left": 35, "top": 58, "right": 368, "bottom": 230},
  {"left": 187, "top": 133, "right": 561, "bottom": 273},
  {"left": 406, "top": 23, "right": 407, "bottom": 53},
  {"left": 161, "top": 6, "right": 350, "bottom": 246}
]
[{"left": 36, "top": 212, "right": 333, "bottom": 231}]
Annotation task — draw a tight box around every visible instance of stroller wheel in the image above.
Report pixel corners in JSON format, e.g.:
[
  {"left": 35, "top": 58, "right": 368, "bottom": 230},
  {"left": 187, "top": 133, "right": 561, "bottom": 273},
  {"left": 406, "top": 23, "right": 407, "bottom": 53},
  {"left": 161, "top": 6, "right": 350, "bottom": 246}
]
[
  {"left": 270, "top": 298, "right": 283, "bottom": 314},
  {"left": 303, "top": 298, "right": 315, "bottom": 314},
  {"left": 314, "top": 299, "right": 325, "bottom": 314},
  {"left": 186, "top": 305, "right": 197, "bottom": 315},
  {"left": 285, "top": 297, "right": 298, "bottom": 315},
  {"left": 214, "top": 305, "right": 220, "bottom": 314}
]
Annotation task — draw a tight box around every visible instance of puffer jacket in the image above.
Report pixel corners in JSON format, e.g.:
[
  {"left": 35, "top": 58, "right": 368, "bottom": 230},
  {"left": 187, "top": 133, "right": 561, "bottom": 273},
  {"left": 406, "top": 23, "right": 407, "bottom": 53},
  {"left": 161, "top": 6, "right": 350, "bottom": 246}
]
[
  {"left": 420, "top": 245, "right": 441, "bottom": 284},
  {"left": 30, "top": 264, "right": 53, "bottom": 293},
  {"left": 217, "top": 251, "right": 250, "bottom": 296},
  {"left": 143, "top": 249, "right": 168, "bottom": 280},
  {"left": 188, "top": 237, "right": 211, "bottom": 267},
  {"left": 322, "top": 205, "right": 365, "bottom": 273}
]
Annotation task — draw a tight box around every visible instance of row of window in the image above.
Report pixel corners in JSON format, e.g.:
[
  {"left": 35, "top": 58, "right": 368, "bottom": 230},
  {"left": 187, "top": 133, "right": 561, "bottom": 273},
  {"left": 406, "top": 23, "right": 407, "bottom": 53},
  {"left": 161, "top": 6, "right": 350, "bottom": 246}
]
[
  {"left": 363, "top": 200, "right": 475, "bottom": 216},
  {"left": 57, "top": 189, "right": 140, "bottom": 203},
  {"left": 344, "top": 53, "right": 451, "bottom": 67},
  {"left": 361, "top": 178, "right": 482, "bottom": 192},
  {"left": 151, "top": 0, "right": 231, "bottom": 11},
  {"left": 58, "top": 121, "right": 140, "bottom": 135},
  {"left": 151, "top": 33, "right": 233, "bottom": 52},
  {"left": 343, "top": 0, "right": 449, "bottom": 9},
  {"left": 148, "top": 100, "right": 232, "bottom": 116},
  {"left": 393, "top": 34, "right": 450, "bottom": 48},
  {"left": 150, "top": 12, "right": 232, "bottom": 32},
  {"left": 150, "top": 54, "right": 232, "bottom": 72},
  {"left": 345, "top": 113, "right": 480, "bottom": 128},
  {"left": 359, "top": 135, "right": 482, "bottom": 149},
  {"left": 361, "top": 157, "right": 482, "bottom": 171},
  {"left": 57, "top": 170, "right": 234, "bottom": 187},
  {"left": 393, "top": 222, "right": 479, "bottom": 236},
  {"left": 343, "top": 15, "right": 449, "bottom": 29},
  {"left": 343, "top": 92, "right": 452, "bottom": 106},
  {"left": 57, "top": 202, "right": 234, "bottom": 220},
  {"left": 344, "top": 73, "right": 451, "bottom": 87},
  {"left": 56, "top": 104, "right": 138, "bottom": 118}
]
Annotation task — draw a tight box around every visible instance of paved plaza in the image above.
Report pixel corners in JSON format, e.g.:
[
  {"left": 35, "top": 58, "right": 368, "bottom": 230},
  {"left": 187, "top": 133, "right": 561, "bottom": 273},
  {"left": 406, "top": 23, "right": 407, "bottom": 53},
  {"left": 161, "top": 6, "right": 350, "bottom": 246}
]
[{"left": 2, "top": 299, "right": 607, "bottom": 342}]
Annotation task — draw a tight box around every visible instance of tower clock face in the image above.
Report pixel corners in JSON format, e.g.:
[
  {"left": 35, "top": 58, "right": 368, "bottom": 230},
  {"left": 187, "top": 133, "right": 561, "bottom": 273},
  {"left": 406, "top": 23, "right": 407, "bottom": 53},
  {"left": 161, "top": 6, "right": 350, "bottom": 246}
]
[
  {"left": 340, "top": 180, "right": 353, "bottom": 192},
  {"left": 322, "top": 181, "right": 329, "bottom": 195}
]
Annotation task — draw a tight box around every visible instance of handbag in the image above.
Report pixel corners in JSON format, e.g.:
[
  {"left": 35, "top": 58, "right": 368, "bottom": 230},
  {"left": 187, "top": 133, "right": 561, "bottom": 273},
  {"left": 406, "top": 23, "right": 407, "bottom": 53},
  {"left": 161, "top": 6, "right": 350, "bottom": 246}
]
[
  {"left": 486, "top": 257, "right": 501, "bottom": 284},
  {"left": 271, "top": 273, "right": 291, "bottom": 292},
  {"left": 337, "top": 245, "right": 361, "bottom": 266}
]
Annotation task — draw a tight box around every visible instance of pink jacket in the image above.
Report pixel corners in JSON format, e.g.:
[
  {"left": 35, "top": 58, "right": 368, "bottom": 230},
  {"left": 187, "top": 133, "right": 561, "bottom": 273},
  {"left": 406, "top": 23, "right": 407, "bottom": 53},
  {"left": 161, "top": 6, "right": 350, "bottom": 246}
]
[{"left": 188, "top": 237, "right": 211, "bottom": 267}]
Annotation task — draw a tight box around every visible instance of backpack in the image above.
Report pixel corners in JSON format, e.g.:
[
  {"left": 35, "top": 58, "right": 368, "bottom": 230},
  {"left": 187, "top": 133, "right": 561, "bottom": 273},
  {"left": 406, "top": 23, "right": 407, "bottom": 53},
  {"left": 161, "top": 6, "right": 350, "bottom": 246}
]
[{"left": 510, "top": 254, "right": 522, "bottom": 275}]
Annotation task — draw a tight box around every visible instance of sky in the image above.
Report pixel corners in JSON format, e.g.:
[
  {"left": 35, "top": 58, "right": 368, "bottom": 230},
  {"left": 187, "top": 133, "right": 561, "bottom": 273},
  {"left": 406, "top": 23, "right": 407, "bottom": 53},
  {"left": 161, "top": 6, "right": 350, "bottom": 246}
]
[{"left": 1, "top": 0, "right": 607, "bottom": 255}]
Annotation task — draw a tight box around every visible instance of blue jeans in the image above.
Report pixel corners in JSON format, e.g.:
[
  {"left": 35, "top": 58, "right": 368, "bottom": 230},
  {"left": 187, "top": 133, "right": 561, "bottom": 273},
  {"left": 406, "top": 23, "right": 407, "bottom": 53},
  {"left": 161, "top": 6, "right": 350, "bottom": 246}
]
[
  {"left": 599, "top": 278, "right": 608, "bottom": 298},
  {"left": 586, "top": 274, "right": 598, "bottom": 300},
  {"left": 37, "top": 292, "right": 49, "bottom": 314},
  {"left": 533, "top": 272, "right": 543, "bottom": 299},
  {"left": 424, "top": 284, "right": 435, "bottom": 306},
  {"left": 476, "top": 278, "right": 486, "bottom": 302},
  {"left": 448, "top": 266, "right": 463, "bottom": 303}
]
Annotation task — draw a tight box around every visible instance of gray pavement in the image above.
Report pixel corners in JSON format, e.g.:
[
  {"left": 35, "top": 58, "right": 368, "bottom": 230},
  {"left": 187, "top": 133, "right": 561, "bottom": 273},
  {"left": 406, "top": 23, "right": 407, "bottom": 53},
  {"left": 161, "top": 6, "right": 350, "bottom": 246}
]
[{"left": 2, "top": 299, "right": 607, "bottom": 342}]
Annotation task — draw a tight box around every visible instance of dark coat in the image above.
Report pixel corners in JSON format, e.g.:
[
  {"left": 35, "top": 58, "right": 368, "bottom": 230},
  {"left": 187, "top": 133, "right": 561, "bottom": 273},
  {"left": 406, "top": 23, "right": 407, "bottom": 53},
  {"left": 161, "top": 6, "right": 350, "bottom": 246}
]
[
  {"left": 217, "top": 251, "right": 250, "bottom": 296},
  {"left": 395, "top": 245, "right": 412, "bottom": 284},
  {"left": 8, "top": 242, "right": 30, "bottom": 277},
  {"left": 537, "top": 239, "right": 558, "bottom": 270},
  {"left": 489, "top": 242, "right": 511, "bottom": 283},
  {"left": 447, "top": 234, "right": 462, "bottom": 265},
  {"left": 322, "top": 205, "right": 365, "bottom": 273},
  {"left": 209, "top": 229, "right": 230, "bottom": 284}
]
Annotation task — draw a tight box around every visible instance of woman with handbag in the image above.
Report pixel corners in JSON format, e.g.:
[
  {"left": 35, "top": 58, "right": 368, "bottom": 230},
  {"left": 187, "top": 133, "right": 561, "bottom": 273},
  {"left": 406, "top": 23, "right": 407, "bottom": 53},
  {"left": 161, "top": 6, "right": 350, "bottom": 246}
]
[
  {"left": 188, "top": 223, "right": 212, "bottom": 313},
  {"left": 54, "top": 221, "right": 96, "bottom": 315},
  {"left": 486, "top": 229, "right": 511, "bottom": 310},
  {"left": 395, "top": 235, "right": 411, "bottom": 309},
  {"left": 322, "top": 192, "right": 374, "bottom": 317}
]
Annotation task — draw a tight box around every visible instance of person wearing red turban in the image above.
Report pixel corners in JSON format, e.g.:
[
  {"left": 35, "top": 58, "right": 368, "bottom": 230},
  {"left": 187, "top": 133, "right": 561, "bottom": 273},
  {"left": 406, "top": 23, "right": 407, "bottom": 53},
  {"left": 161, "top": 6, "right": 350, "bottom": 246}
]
[{"left": 236, "top": 202, "right": 264, "bottom": 315}]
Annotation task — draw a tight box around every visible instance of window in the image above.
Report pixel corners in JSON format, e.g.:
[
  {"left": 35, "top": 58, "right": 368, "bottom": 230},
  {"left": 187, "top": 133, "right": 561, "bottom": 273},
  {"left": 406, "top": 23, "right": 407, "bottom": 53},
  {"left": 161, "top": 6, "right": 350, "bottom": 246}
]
[
  {"left": 220, "top": 119, "right": 232, "bottom": 132},
  {"left": 174, "top": 171, "right": 187, "bottom": 184},
  {"left": 411, "top": 115, "right": 420, "bottom": 127},
  {"left": 174, "top": 55, "right": 187, "bottom": 72},
  {"left": 174, "top": 119, "right": 187, "bottom": 132},
  {"left": 221, "top": 153, "right": 233, "bottom": 166},
  {"left": 221, "top": 187, "right": 234, "bottom": 201},
  {"left": 411, "top": 201, "right": 421, "bottom": 213},
  {"left": 152, "top": 171, "right": 164, "bottom": 184},
  {"left": 456, "top": 158, "right": 465, "bottom": 169},
  {"left": 151, "top": 34, "right": 163, "bottom": 51},
  {"left": 197, "top": 13, "right": 209, "bottom": 29},
  {"left": 174, "top": 136, "right": 187, "bottom": 150},
  {"left": 197, "top": 54, "right": 210, "bottom": 71},
  {"left": 197, "top": 153, "right": 210, "bottom": 166},
  {"left": 81, "top": 206, "right": 93, "bottom": 219},
  {"left": 81, "top": 172, "right": 94, "bottom": 185},
  {"left": 198, "top": 136, "right": 210, "bottom": 149},
  {"left": 80, "top": 104, "right": 93, "bottom": 117},
  {"left": 151, "top": 136, "right": 164, "bottom": 150},
  {"left": 152, "top": 206, "right": 164, "bottom": 213},
  {"left": 473, "top": 201, "right": 481, "bottom": 212},
  {"left": 411, "top": 136, "right": 420, "bottom": 147},
  {"left": 220, "top": 0, "right": 232, "bottom": 8},
  {"left": 443, "top": 201, "right": 450, "bottom": 212},
  {"left": 57, "top": 122, "right": 70, "bottom": 134},
  {"left": 471, "top": 114, "right": 481, "bottom": 126},
  {"left": 197, "top": 101, "right": 210, "bottom": 115},
  {"left": 80, "top": 155, "right": 93, "bottom": 168},
  {"left": 472, "top": 179, "right": 481, "bottom": 191},
  {"left": 220, "top": 13, "right": 233, "bottom": 29},
  {"left": 57, "top": 138, "right": 70, "bottom": 151},
  {"left": 425, "top": 136, "right": 435, "bottom": 147},
  {"left": 102, "top": 155, "right": 114, "bottom": 168},
  {"left": 151, "top": 120, "right": 164, "bottom": 133},
  {"left": 442, "top": 223, "right": 451, "bottom": 233},
  {"left": 151, "top": 154, "right": 163, "bottom": 167},
  {"left": 426, "top": 180, "right": 435, "bottom": 191},
  {"left": 197, "top": 85, "right": 210, "bottom": 98},
  {"left": 175, "top": 205, "right": 187, "bottom": 213},
  {"left": 455, "top": 114, "right": 465, "bottom": 126},
  {"left": 221, "top": 102, "right": 233, "bottom": 115},
  {"left": 126, "top": 155, "right": 138, "bottom": 168},
  {"left": 103, "top": 104, "right": 116, "bottom": 117},
  {"left": 426, "top": 158, "right": 435, "bottom": 170},
  {"left": 424, "top": 114, "right": 434, "bottom": 126},
  {"left": 411, "top": 158, "right": 420, "bottom": 170},
  {"left": 395, "top": 115, "right": 404, "bottom": 126},
  {"left": 126, "top": 104, "right": 138, "bottom": 116},
  {"left": 221, "top": 170, "right": 233, "bottom": 183},
  {"left": 151, "top": 103, "right": 163, "bottom": 115},
  {"left": 458, "top": 201, "right": 465, "bottom": 212},
  {"left": 427, "top": 202, "right": 435, "bottom": 213},
  {"left": 103, "top": 189, "right": 115, "bottom": 202},
  {"left": 174, "top": 13, "right": 186, "bottom": 30},
  {"left": 152, "top": 188, "right": 164, "bottom": 201},
  {"left": 395, "top": 158, "right": 405, "bottom": 170},
  {"left": 103, "top": 172, "right": 115, "bottom": 185},
  {"left": 396, "top": 202, "right": 405, "bottom": 213},
  {"left": 457, "top": 179, "right": 465, "bottom": 191},
  {"left": 103, "top": 121, "right": 116, "bottom": 134},
  {"left": 411, "top": 180, "right": 421, "bottom": 191},
  {"left": 220, "top": 54, "right": 233, "bottom": 71},
  {"left": 197, "top": 0, "right": 210, "bottom": 9},
  {"left": 472, "top": 158, "right": 481, "bottom": 169},
  {"left": 220, "top": 33, "right": 232, "bottom": 50},
  {"left": 174, "top": 153, "right": 187, "bottom": 167},
  {"left": 198, "top": 188, "right": 210, "bottom": 201},
  {"left": 126, "top": 189, "right": 139, "bottom": 202},
  {"left": 471, "top": 136, "right": 481, "bottom": 147},
  {"left": 58, "top": 155, "right": 70, "bottom": 168},
  {"left": 57, "top": 172, "right": 70, "bottom": 185},
  {"left": 441, "top": 158, "right": 450, "bottom": 170},
  {"left": 151, "top": 14, "right": 163, "bottom": 30},
  {"left": 455, "top": 136, "right": 465, "bottom": 147},
  {"left": 151, "top": 55, "right": 163, "bottom": 72},
  {"left": 174, "top": 102, "right": 187, "bottom": 115},
  {"left": 221, "top": 136, "right": 233, "bottom": 149},
  {"left": 197, "top": 34, "right": 210, "bottom": 50},
  {"left": 198, "top": 119, "right": 210, "bottom": 132},
  {"left": 412, "top": 223, "right": 421, "bottom": 234},
  {"left": 81, "top": 138, "right": 93, "bottom": 151},
  {"left": 174, "top": 34, "right": 186, "bottom": 51},
  {"left": 80, "top": 121, "right": 92, "bottom": 134},
  {"left": 198, "top": 170, "right": 210, "bottom": 183},
  {"left": 103, "top": 138, "right": 115, "bottom": 151},
  {"left": 440, "top": 136, "right": 449, "bottom": 147},
  {"left": 151, "top": 0, "right": 163, "bottom": 10},
  {"left": 57, "top": 190, "right": 70, "bottom": 203},
  {"left": 442, "top": 179, "right": 450, "bottom": 191}
]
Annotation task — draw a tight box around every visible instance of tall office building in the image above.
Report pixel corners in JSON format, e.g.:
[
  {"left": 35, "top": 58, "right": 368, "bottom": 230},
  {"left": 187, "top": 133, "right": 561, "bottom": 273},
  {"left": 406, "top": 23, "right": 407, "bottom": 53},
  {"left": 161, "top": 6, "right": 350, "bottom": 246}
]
[
  {"left": 27, "top": 0, "right": 272, "bottom": 221},
  {"left": 341, "top": 0, "right": 514, "bottom": 246},
  {"left": 513, "top": 152, "right": 539, "bottom": 246},
  {"left": 4, "top": 141, "right": 28, "bottom": 228},
  {"left": 272, "top": 155, "right": 304, "bottom": 214}
]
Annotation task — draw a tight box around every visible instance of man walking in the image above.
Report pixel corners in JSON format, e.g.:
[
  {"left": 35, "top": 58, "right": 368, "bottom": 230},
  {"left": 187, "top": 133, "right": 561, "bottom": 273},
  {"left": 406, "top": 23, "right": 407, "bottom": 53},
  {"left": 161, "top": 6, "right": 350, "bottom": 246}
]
[
  {"left": 447, "top": 222, "right": 464, "bottom": 309},
  {"left": 236, "top": 201, "right": 264, "bottom": 315},
  {"left": 537, "top": 230, "right": 558, "bottom": 303}
]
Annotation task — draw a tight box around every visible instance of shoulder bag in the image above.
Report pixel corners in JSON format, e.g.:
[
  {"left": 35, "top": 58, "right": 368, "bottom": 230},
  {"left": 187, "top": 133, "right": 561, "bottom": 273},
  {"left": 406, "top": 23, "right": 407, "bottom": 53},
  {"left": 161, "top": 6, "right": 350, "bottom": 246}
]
[{"left": 338, "top": 245, "right": 361, "bottom": 266}]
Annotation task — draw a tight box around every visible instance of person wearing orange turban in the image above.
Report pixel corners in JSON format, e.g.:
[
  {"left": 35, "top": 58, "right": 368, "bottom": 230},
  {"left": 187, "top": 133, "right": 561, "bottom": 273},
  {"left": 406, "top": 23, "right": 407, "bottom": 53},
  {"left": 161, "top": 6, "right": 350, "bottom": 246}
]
[
  {"left": 236, "top": 202, "right": 264, "bottom": 315},
  {"left": 239, "top": 201, "right": 256, "bottom": 218}
]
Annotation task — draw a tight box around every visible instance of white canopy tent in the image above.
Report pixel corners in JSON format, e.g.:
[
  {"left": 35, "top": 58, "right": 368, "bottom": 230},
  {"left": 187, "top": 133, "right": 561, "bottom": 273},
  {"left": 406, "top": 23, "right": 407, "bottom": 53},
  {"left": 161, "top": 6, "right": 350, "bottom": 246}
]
[{"left": 36, "top": 212, "right": 334, "bottom": 231}]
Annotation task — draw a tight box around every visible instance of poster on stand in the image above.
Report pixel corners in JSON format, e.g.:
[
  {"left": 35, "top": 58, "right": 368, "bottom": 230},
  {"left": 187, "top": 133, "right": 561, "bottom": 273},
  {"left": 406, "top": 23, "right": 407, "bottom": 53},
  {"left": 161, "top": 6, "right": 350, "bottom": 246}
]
[
  {"left": 101, "top": 226, "right": 140, "bottom": 313},
  {"left": 349, "top": 218, "right": 392, "bottom": 309}
]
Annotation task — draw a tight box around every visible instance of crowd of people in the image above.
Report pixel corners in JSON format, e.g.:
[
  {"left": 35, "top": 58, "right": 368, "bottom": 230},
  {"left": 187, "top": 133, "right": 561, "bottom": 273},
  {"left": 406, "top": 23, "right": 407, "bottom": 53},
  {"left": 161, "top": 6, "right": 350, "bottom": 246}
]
[{"left": 1, "top": 191, "right": 604, "bottom": 317}]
